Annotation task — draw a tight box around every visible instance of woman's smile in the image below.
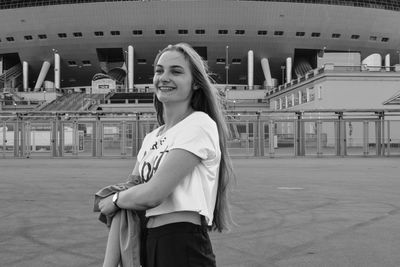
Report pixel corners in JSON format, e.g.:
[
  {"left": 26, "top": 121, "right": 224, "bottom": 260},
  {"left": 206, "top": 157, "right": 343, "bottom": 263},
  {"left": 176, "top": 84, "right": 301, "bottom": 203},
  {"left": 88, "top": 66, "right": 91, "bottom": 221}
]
[{"left": 158, "top": 86, "right": 176, "bottom": 92}]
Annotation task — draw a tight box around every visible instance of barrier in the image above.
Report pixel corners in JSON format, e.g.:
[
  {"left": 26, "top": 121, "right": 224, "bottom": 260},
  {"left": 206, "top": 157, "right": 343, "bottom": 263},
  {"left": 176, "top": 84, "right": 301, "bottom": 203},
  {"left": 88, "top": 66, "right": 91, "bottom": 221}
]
[{"left": 1, "top": 109, "right": 400, "bottom": 158}]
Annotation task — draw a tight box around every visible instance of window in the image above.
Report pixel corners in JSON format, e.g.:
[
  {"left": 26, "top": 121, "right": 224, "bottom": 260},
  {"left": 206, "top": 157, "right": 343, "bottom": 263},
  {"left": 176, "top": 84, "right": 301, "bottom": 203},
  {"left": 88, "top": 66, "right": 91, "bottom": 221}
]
[
  {"left": 82, "top": 60, "right": 91, "bottom": 66},
  {"left": 195, "top": 29, "right": 205, "bottom": 34},
  {"left": 232, "top": 58, "right": 241, "bottom": 64},
  {"left": 58, "top": 33, "right": 67, "bottom": 38},
  {"left": 294, "top": 94, "right": 299, "bottom": 106},
  {"left": 38, "top": 34, "right": 47, "bottom": 39},
  {"left": 308, "top": 87, "right": 315, "bottom": 101},
  {"left": 137, "top": 59, "right": 147, "bottom": 64},
  {"left": 274, "top": 31, "right": 284, "bottom": 36},
  {"left": 296, "top": 31, "right": 305, "bottom": 37},
  {"left": 6, "top": 37, "right": 14, "bottom": 42},
  {"left": 110, "top": 31, "right": 120, "bottom": 36},
  {"left": 155, "top": 30, "right": 165, "bottom": 35},
  {"left": 287, "top": 96, "right": 293, "bottom": 107},
  {"left": 68, "top": 61, "right": 77, "bottom": 66},
  {"left": 351, "top": 34, "right": 360, "bottom": 39},
  {"left": 301, "top": 90, "right": 307, "bottom": 103},
  {"left": 73, "top": 32, "right": 83, "bottom": 37},
  {"left": 311, "top": 32, "right": 321, "bottom": 37},
  {"left": 369, "top": 35, "right": 377, "bottom": 41},
  {"left": 257, "top": 30, "right": 267, "bottom": 35},
  {"left": 216, "top": 58, "right": 226, "bottom": 64},
  {"left": 94, "top": 31, "right": 104, "bottom": 36},
  {"left": 218, "top": 29, "right": 228, "bottom": 35},
  {"left": 235, "top": 30, "right": 245, "bottom": 35},
  {"left": 382, "top": 37, "right": 389, "bottom": 42},
  {"left": 24, "top": 35, "right": 33, "bottom": 40},
  {"left": 132, "top": 30, "right": 143, "bottom": 35},
  {"left": 332, "top": 33, "right": 341, "bottom": 38},
  {"left": 178, "top": 29, "right": 188, "bottom": 34}
]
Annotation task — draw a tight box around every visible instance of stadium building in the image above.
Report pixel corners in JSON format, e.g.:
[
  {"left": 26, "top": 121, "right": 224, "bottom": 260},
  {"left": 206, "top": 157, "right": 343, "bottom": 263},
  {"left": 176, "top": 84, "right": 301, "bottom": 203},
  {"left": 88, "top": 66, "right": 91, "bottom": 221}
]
[
  {"left": 1, "top": 1, "right": 400, "bottom": 158},
  {"left": 1, "top": 0, "right": 400, "bottom": 111}
]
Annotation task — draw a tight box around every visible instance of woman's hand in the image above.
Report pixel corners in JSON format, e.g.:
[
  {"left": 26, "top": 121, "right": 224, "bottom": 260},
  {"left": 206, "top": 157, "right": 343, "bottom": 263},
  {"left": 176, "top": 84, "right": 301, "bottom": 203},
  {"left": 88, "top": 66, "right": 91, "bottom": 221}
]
[{"left": 98, "top": 194, "right": 119, "bottom": 216}]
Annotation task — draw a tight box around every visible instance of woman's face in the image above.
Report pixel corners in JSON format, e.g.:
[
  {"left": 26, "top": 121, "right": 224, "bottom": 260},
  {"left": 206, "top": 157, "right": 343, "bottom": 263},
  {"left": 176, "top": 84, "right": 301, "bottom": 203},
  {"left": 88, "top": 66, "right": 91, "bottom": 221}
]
[{"left": 153, "top": 50, "right": 194, "bottom": 105}]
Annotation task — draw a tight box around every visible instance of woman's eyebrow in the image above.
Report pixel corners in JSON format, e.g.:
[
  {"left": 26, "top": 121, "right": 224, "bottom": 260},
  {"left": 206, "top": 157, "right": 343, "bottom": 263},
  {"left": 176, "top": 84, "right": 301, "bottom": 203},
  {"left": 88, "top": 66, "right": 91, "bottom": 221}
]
[{"left": 170, "top": 65, "right": 184, "bottom": 70}]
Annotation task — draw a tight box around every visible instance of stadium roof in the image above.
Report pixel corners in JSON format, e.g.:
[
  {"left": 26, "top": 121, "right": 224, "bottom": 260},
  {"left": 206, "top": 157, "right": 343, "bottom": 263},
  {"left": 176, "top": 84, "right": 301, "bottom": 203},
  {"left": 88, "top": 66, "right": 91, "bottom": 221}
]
[{"left": 1, "top": 0, "right": 400, "bottom": 12}]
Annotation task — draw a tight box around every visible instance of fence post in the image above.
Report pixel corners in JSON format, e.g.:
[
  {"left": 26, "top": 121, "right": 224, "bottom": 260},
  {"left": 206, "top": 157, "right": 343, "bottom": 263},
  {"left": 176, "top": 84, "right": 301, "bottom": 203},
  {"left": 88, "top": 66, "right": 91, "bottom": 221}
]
[
  {"left": 386, "top": 120, "right": 391, "bottom": 156},
  {"left": 24, "top": 121, "right": 31, "bottom": 158},
  {"left": 375, "top": 111, "right": 384, "bottom": 156},
  {"left": 1, "top": 121, "right": 5, "bottom": 158},
  {"left": 96, "top": 116, "right": 103, "bottom": 157},
  {"left": 253, "top": 112, "right": 261, "bottom": 156},
  {"left": 316, "top": 120, "right": 323, "bottom": 157},
  {"left": 259, "top": 115, "right": 265, "bottom": 157},
  {"left": 133, "top": 113, "right": 140, "bottom": 157},
  {"left": 51, "top": 117, "right": 58, "bottom": 157},
  {"left": 14, "top": 118, "right": 20, "bottom": 157},
  {"left": 335, "top": 112, "right": 346, "bottom": 156},
  {"left": 269, "top": 120, "right": 275, "bottom": 158},
  {"left": 121, "top": 120, "right": 127, "bottom": 158},
  {"left": 363, "top": 121, "right": 369, "bottom": 156},
  {"left": 72, "top": 119, "right": 79, "bottom": 156},
  {"left": 295, "top": 111, "right": 305, "bottom": 156},
  {"left": 58, "top": 116, "right": 64, "bottom": 157}
]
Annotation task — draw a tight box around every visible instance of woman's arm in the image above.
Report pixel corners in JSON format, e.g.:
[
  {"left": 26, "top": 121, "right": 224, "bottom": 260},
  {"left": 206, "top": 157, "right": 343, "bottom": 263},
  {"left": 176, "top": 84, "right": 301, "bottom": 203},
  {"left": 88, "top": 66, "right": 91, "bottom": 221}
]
[{"left": 99, "top": 149, "right": 200, "bottom": 214}]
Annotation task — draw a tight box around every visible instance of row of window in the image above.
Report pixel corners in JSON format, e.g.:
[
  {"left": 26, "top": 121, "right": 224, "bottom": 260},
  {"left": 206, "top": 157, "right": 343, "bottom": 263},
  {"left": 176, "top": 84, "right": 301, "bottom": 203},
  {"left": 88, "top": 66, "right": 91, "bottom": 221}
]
[
  {"left": 65, "top": 57, "right": 244, "bottom": 67},
  {"left": 0, "top": 30, "right": 390, "bottom": 43}
]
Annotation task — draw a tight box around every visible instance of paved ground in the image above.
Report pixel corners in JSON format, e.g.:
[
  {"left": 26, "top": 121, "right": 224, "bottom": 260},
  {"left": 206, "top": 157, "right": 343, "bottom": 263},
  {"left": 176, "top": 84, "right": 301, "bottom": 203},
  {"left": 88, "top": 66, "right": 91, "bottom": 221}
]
[{"left": 1, "top": 157, "right": 400, "bottom": 267}]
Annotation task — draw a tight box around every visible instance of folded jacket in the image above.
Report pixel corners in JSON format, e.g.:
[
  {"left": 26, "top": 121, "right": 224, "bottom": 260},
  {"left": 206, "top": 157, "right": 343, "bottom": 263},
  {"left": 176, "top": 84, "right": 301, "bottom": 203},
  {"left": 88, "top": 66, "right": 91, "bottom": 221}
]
[{"left": 94, "top": 174, "right": 142, "bottom": 267}]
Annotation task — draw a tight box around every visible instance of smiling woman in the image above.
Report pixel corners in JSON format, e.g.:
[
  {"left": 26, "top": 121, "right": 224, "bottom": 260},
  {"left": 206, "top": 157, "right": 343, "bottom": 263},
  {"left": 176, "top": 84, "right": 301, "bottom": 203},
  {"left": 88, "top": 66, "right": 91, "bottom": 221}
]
[
  {"left": 153, "top": 49, "right": 195, "bottom": 109},
  {"left": 97, "top": 43, "right": 235, "bottom": 267}
]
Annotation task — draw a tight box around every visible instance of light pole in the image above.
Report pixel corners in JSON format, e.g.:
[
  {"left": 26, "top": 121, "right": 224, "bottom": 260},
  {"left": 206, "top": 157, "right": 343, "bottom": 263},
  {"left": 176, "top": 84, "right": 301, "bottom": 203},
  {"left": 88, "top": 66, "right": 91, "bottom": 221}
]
[
  {"left": 225, "top": 45, "right": 229, "bottom": 86},
  {"left": 3, "top": 67, "right": 6, "bottom": 90},
  {"left": 124, "top": 50, "right": 128, "bottom": 92},
  {"left": 281, "top": 65, "right": 286, "bottom": 85}
]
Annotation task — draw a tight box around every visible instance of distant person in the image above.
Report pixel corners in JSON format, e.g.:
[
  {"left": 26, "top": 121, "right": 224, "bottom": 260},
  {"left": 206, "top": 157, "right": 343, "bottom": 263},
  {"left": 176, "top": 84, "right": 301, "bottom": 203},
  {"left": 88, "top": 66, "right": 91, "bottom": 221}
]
[{"left": 98, "top": 43, "right": 235, "bottom": 267}]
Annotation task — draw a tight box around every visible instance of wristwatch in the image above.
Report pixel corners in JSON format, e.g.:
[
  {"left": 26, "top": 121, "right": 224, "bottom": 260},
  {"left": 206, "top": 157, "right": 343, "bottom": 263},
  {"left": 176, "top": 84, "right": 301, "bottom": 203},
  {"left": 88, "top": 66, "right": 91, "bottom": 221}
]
[{"left": 112, "top": 192, "right": 121, "bottom": 209}]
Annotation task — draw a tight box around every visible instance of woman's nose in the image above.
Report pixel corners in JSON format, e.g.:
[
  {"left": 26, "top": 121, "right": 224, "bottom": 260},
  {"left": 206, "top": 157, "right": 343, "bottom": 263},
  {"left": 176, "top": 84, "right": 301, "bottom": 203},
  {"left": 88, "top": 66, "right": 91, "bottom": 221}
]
[{"left": 159, "top": 71, "right": 171, "bottom": 82}]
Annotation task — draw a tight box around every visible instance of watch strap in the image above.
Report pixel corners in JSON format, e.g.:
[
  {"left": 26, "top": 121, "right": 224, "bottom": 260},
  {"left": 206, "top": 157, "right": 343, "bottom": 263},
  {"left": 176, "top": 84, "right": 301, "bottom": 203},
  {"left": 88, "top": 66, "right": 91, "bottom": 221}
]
[{"left": 112, "top": 192, "right": 121, "bottom": 209}]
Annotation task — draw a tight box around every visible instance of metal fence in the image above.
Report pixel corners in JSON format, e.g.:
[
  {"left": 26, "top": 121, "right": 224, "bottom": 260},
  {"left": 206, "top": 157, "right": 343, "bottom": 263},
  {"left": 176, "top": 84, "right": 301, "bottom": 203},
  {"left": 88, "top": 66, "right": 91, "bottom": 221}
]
[{"left": 1, "top": 109, "right": 400, "bottom": 158}]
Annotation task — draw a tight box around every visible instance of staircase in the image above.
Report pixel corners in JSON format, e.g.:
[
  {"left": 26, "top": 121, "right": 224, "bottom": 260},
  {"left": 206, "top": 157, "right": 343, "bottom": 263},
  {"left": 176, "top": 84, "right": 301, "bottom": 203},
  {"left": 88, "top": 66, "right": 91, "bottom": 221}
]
[{"left": 0, "top": 64, "right": 23, "bottom": 90}]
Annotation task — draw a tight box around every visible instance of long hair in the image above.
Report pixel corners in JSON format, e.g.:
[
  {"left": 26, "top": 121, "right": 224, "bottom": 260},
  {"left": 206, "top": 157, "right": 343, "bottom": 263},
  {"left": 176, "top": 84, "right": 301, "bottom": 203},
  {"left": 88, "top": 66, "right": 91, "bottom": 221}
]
[{"left": 153, "top": 43, "right": 235, "bottom": 232}]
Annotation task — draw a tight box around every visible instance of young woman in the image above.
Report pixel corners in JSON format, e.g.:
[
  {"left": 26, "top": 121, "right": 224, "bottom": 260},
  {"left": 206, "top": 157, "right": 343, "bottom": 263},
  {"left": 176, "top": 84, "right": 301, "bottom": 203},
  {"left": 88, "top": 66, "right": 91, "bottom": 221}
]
[{"left": 99, "top": 43, "right": 235, "bottom": 267}]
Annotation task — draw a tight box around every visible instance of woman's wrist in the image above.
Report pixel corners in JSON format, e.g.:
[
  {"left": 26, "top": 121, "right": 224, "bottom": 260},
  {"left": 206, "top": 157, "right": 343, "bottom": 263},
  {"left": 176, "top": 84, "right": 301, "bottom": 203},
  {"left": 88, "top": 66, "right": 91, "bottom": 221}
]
[{"left": 112, "top": 192, "right": 121, "bottom": 209}]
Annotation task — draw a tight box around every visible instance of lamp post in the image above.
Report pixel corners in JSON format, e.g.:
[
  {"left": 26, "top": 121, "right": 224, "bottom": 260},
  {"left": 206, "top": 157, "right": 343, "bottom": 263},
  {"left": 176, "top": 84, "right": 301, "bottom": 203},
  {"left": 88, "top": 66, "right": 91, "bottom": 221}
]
[
  {"left": 3, "top": 68, "right": 6, "bottom": 90},
  {"left": 225, "top": 45, "right": 229, "bottom": 86},
  {"left": 281, "top": 65, "right": 286, "bottom": 85},
  {"left": 124, "top": 50, "right": 128, "bottom": 92}
]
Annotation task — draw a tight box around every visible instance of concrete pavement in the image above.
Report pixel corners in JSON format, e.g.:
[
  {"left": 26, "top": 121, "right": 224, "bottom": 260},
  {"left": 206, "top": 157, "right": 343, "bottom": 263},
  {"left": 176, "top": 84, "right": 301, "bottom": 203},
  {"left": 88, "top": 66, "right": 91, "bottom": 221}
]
[{"left": 1, "top": 157, "right": 400, "bottom": 267}]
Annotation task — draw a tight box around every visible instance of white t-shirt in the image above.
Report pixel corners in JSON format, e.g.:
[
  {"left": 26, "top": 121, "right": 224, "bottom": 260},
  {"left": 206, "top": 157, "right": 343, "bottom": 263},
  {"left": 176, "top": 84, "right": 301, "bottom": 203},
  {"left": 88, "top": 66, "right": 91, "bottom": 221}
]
[{"left": 136, "top": 111, "right": 221, "bottom": 226}]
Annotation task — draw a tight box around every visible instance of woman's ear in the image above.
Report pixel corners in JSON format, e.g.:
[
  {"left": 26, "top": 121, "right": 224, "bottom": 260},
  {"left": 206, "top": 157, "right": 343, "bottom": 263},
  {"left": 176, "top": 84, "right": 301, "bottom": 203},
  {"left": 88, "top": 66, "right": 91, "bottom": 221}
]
[{"left": 193, "top": 84, "right": 200, "bottom": 90}]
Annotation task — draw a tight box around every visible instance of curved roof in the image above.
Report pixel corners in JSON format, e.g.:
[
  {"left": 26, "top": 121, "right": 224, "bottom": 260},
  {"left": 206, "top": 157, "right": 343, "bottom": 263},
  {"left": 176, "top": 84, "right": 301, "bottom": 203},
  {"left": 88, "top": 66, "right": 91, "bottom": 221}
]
[
  {"left": 1, "top": 0, "right": 400, "bottom": 12},
  {"left": 1, "top": 0, "right": 400, "bottom": 88}
]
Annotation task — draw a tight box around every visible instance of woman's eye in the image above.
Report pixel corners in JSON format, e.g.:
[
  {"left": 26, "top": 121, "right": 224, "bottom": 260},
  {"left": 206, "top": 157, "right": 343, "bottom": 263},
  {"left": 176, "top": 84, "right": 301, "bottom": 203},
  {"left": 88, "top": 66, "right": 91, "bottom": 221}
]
[{"left": 172, "top": 69, "right": 182, "bottom": 74}]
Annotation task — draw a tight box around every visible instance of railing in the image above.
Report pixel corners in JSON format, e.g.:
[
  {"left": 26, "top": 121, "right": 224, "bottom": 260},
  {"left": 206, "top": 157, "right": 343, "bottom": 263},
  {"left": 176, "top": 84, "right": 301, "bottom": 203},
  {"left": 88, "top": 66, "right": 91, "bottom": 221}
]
[
  {"left": 267, "top": 64, "right": 400, "bottom": 97},
  {"left": 1, "top": 109, "right": 400, "bottom": 158}
]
